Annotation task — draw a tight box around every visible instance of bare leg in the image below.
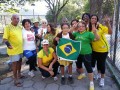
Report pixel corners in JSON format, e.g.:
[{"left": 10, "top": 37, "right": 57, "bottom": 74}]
[
  {"left": 17, "top": 58, "right": 22, "bottom": 78},
  {"left": 12, "top": 62, "right": 18, "bottom": 83},
  {"left": 101, "top": 74, "right": 104, "bottom": 78},
  {"left": 79, "top": 68, "right": 84, "bottom": 73},
  {"left": 68, "top": 64, "right": 72, "bottom": 75},
  {"left": 60, "top": 66, "right": 64, "bottom": 76},
  {"left": 88, "top": 73, "right": 94, "bottom": 81}
]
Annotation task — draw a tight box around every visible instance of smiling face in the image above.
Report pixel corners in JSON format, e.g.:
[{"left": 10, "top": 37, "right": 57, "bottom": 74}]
[
  {"left": 11, "top": 15, "right": 19, "bottom": 26},
  {"left": 91, "top": 16, "right": 98, "bottom": 24},
  {"left": 47, "top": 25, "right": 51, "bottom": 33},
  {"left": 42, "top": 21, "right": 47, "bottom": 28},
  {"left": 24, "top": 21, "right": 31, "bottom": 30},
  {"left": 34, "top": 22, "right": 39, "bottom": 27},
  {"left": 71, "top": 21, "right": 78, "bottom": 28},
  {"left": 42, "top": 44, "right": 49, "bottom": 51},
  {"left": 82, "top": 14, "right": 90, "bottom": 22},
  {"left": 77, "top": 22, "right": 86, "bottom": 32},
  {"left": 62, "top": 24, "right": 70, "bottom": 35}
]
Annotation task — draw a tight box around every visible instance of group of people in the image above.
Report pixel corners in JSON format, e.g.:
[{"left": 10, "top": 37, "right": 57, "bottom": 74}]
[{"left": 2, "top": 13, "right": 112, "bottom": 90}]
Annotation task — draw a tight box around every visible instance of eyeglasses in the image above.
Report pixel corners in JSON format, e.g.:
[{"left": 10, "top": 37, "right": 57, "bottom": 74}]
[
  {"left": 42, "top": 22, "right": 46, "bottom": 24},
  {"left": 77, "top": 25, "right": 85, "bottom": 28}
]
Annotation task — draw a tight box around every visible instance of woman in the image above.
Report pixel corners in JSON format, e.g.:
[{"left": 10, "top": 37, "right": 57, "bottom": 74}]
[
  {"left": 37, "top": 39, "right": 59, "bottom": 81},
  {"left": 37, "top": 19, "right": 48, "bottom": 50},
  {"left": 22, "top": 19, "right": 37, "bottom": 77},
  {"left": 89, "top": 14, "right": 112, "bottom": 87},
  {"left": 73, "top": 21, "right": 99, "bottom": 90},
  {"left": 82, "top": 13, "right": 91, "bottom": 28},
  {"left": 44, "top": 24, "right": 56, "bottom": 50},
  {"left": 70, "top": 19, "right": 79, "bottom": 33}
]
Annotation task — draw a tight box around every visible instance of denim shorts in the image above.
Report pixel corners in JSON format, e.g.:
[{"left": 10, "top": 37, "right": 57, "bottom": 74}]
[{"left": 9, "top": 53, "right": 23, "bottom": 62}]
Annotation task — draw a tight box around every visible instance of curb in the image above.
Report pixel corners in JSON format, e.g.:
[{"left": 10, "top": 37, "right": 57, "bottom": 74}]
[{"left": 106, "top": 60, "right": 120, "bottom": 89}]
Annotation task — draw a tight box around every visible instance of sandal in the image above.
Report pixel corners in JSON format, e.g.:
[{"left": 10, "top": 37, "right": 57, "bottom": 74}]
[
  {"left": 18, "top": 75, "right": 26, "bottom": 79},
  {"left": 14, "top": 82, "right": 23, "bottom": 87}
]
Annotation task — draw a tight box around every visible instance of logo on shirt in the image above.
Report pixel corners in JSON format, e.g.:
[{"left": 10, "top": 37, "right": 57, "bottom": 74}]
[{"left": 27, "top": 34, "right": 34, "bottom": 41}]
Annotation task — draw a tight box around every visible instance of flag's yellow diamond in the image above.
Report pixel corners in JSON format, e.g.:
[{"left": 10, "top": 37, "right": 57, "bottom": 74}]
[{"left": 59, "top": 43, "right": 76, "bottom": 56}]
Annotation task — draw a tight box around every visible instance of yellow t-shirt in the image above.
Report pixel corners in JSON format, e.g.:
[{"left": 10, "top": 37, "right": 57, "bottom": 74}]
[
  {"left": 3, "top": 24, "right": 23, "bottom": 55},
  {"left": 91, "top": 24, "right": 109, "bottom": 52},
  {"left": 37, "top": 47, "right": 54, "bottom": 66}
]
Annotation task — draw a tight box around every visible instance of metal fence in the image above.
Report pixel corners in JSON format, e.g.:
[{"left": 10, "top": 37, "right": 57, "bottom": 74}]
[
  {"left": 108, "top": 0, "right": 120, "bottom": 71},
  {"left": 0, "top": 15, "right": 45, "bottom": 33}
]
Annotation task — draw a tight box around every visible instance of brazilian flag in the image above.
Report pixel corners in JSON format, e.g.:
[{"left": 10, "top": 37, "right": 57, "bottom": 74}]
[{"left": 56, "top": 38, "right": 81, "bottom": 61}]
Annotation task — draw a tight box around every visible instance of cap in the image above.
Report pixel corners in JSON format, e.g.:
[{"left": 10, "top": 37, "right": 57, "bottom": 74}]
[
  {"left": 41, "top": 39, "right": 49, "bottom": 45},
  {"left": 33, "top": 19, "right": 39, "bottom": 23}
]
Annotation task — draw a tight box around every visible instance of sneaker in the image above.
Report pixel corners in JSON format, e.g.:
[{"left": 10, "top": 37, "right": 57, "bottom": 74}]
[
  {"left": 42, "top": 76, "right": 46, "bottom": 79},
  {"left": 77, "top": 74, "right": 86, "bottom": 80},
  {"left": 28, "top": 71, "right": 35, "bottom": 77},
  {"left": 53, "top": 76, "right": 58, "bottom": 81},
  {"left": 33, "top": 67, "right": 37, "bottom": 71},
  {"left": 61, "top": 77, "right": 66, "bottom": 85},
  {"left": 96, "top": 73, "right": 101, "bottom": 80},
  {"left": 89, "top": 83, "right": 94, "bottom": 90},
  {"left": 99, "top": 78, "right": 104, "bottom": 87},
  {"left": 68, "top": 76, "right": 74, "bottom": 84}
]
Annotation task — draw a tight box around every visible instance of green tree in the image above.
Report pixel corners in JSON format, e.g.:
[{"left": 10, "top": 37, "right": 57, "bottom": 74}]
[
  {"left": 84, "top": 0, "right": 114, "bottom": 22},
  {"left": 0, "top": 0, "right": 39, "bottom": 13},
  {"left": 45, "top": 0, "right": 69, "bottom": 27},
  {"left": 46, "top": 0, "right": 88, "bottom": 24}
]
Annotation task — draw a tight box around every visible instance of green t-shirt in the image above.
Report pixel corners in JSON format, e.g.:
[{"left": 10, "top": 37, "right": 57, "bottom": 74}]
[{"left": 73, "top": 31, "right": 95, "bottom": 54}]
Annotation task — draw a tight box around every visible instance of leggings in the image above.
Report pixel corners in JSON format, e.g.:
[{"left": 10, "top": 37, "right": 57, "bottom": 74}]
[
  {"left": 39, "top": 61, "right": 59, "bottom": 77},
  {"left": 91, "top": 51, "right": 108, "bottom": 74},
  {"left": 26, "top": 55, "right": 36, "bottom": 71},
  {"left": 76, "top": 54, "right": 93, "bottom": 73}
]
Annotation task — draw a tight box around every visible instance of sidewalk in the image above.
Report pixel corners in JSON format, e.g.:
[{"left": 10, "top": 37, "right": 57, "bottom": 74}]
[{"left": 0, "top": 63, "right": 119, "bottom": 90}]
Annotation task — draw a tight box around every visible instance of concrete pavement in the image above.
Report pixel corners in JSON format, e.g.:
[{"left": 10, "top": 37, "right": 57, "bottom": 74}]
[{"left": 0, "top": 63, "right": 119, "bottom": 90}]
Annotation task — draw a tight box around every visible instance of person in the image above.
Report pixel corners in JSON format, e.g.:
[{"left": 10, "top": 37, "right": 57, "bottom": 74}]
[
  {"left": 37, "top": 19, "right": 48, "bottom": 50},
  {"left": 89, "top": 14, "right": 112, "bottom": 87},
  {"left": 3, "top": 14, "right": 23, "bottom": 87},
  {"left": 44, "top": 24, "right": 56, "bottom": 50},
  {"left": 70, "top": 19, "right": 79, "bottom": 33},
  {"left": 31, "top": 19, "right": 40, "bottom": 39},
  {"left": 73, "top": 21, "right": 99, "bottom": 90},
  {"left": 82, "top": 13, "right": 91, "bottom": 28},
  {"left": 40, "top": 19, "right": 48, "bottom": 37},
  {"left": 37, "top": 39, "right": 59, "bottom": 81},
  {"left": 54, "top": 23, "right": 75, "bottom": 85},
  {"left": 31, "top": 19, "right": 42, "bottom": 51},
  {"left": 75, "top": 13, "right": 91, "bottom": 74},
  {"left": 22, "top": 19, "right": 37, "bottom": 77}
]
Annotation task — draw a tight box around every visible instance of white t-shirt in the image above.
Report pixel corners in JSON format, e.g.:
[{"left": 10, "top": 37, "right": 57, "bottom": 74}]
[
  {"left": 22, "top": 29, "right": 36, "bottom": 50},
  {"left": 62, "top": 33, "right": 70, "bottom": 39}
]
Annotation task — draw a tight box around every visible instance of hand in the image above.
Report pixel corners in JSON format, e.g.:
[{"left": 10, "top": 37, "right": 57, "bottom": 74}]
[
  {"left": 31, "top": 28, "right": 34, "bottom": 32},
  {"left": 55, "top": 37, "right": 59, "bottom": 41},
  {"left": 41, "top": 29, "right": 43, "bottom": 35},
  {"left": 92, "top": 24, "right": 97, "bottom": 33},
  {"left": 8, "top": 46, "right": 13, "bottom": 49},
  {"left": 104, "top": 15, "right": 110, "bottom": 24},
  {"left": 49, "top": 64, "right": 53, "bottom": 71},
  {"left": 73, "top": 23, "right": 77, "bottom": 28},
  {"left": 49, "top": 70, "right": 54, "bottom": 76}
]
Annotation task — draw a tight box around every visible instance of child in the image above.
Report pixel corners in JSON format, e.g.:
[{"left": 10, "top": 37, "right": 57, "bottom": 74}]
[{"left": 54, "top": 23, "right": 75, "bottom": 85}]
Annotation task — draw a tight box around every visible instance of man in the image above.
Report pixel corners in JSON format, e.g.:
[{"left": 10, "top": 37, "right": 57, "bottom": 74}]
[{"left": 3, "top": 14, "right": 23, "bottom": 87}]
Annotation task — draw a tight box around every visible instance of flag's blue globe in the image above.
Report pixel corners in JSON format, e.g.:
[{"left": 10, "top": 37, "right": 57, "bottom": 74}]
[{"left": 64, "top": 45, "right": 72, "bottom": 53}]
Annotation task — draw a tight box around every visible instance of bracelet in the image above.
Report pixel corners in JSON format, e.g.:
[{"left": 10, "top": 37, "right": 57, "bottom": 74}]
[{"left": 5, "top": 41, "right": 11, "bottom": 47}]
